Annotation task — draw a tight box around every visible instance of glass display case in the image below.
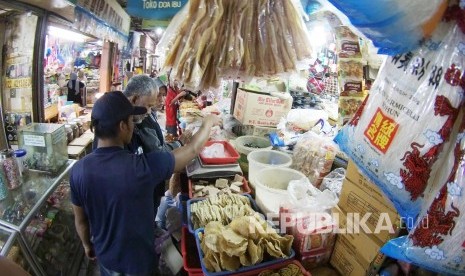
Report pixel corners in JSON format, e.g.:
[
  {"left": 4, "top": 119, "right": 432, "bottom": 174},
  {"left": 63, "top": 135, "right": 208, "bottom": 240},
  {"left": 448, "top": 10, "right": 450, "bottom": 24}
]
[
  {"left": 0, "top": 220, "right": 41, "bottom": 275},
  {"left": 0, "top": 160, "right": 81, "bottom": 276},
  {"left": 18, "top": 123, "right": 68, "bottom": 173}
]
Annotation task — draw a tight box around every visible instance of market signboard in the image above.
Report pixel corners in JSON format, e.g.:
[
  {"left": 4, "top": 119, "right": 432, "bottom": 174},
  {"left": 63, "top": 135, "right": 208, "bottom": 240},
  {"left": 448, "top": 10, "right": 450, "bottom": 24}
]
[
  {"left": 77, "top": 0, "right": 131, "bottom": 35},
  {"left": 127, "top": 0, "right": 188, "bottom": 20}
]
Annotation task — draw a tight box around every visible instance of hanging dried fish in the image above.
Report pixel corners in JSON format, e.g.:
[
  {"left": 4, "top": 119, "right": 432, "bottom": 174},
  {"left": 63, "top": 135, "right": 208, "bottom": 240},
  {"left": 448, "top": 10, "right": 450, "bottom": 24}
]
[{"left": 161, "top": 0, "right": 312, "bottom": 90}]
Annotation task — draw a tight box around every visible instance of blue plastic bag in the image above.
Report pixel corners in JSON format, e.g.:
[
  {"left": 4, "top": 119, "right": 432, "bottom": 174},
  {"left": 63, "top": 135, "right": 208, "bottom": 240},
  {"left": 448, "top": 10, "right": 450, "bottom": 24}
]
[{"left": 326, "top": 0, "right": 446, "bottom": 55}]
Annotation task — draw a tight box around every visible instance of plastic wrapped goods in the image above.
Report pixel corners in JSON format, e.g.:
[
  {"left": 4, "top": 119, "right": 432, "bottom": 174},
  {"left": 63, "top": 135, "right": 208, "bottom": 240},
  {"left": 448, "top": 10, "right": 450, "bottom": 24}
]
[
  {"left": 334, "top": 21, "right": 465, "bottom": 223},
  {"left": 382, "top": 111, "right": 465, "bottom": 276},
  {"left": 319, "top": 168, "right": 346, "bottom": 198},
  {"left": 292, "top": 132, "right": 339, "bottom": 188},
  {"left": 158, "top": 0, "right": 312, "bottom": 90},
  {"left": 280, "top": 178, "right": 338, "bottom": 269},
  {"left": 201, "top": 143, "right": 226, "bottom": 158}
]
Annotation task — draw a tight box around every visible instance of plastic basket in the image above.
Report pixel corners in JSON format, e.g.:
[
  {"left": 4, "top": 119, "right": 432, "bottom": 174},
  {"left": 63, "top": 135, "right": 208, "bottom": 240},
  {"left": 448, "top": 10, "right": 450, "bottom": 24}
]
[
  {"left": 199, "top": 141, "right": 240, "bottom": 165},
  {"left": 239, "top": 260, "right": 311, "bottom": 276},
  {"left": 187, "top": 194, "right": 260, "bottom": 234},
  {"left": 188, "top": 177, "right": 252, "bottom": 199},
  {"left": 182, "top": 227, "right": 203, "bottom": 275},
  {"left": 194, "top": 228, "right": 295, "bottom": 276}
]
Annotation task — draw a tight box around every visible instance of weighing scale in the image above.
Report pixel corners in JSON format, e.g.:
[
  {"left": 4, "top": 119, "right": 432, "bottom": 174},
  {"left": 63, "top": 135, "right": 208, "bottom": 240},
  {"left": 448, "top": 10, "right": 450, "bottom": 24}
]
[{"left": 186, "top": 157, "right": 243, "bottom": 179}]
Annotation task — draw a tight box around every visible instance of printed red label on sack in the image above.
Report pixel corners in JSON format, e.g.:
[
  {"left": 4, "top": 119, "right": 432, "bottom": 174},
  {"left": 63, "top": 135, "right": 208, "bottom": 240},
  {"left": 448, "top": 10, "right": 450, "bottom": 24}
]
[{"left": 364, "top": 108, "right": 399, "bottom": 153}]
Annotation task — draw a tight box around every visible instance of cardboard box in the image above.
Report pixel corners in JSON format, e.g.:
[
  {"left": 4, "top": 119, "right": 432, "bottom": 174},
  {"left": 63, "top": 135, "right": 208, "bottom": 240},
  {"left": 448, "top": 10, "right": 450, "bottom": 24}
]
[
  {"left": 346, "top": 160, "right": 383, "bottom": 194},
  {"left": 339, "top": 178, "right": 400, "bottom": 243},
  {"left": 233, "top": 88, "right": 292, "bottom": 127},
  {"left": 333, "top": 207, "right": 385, "bottom": 265},
  {"left": 330, "top": 234, "right": 386, "bottom": 276},
  {"left": 330, "top": 236, "right": 368, "bottom": 276},
  {"left": 252, "top": 126, "right": 277, "bottom": 137}
]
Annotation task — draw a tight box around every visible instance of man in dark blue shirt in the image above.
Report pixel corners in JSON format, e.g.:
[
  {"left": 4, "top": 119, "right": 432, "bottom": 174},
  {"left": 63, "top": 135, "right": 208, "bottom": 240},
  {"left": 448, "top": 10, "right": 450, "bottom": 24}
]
[{"left": 70, "top": 91, "right": 219, "bottom": 275}]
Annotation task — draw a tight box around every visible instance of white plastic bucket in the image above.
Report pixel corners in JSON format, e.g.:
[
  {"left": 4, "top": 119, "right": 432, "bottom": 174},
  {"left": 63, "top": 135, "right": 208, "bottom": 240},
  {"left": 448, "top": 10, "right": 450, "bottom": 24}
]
[
  {"left": 247, "top": 150, "right": 292, "bottom": 188},
  {"left": 234, "top": 136, "right": 272, "bottom": 174},
  {"left": 254, "top": 167, "right": 307, "bottom": 215}
]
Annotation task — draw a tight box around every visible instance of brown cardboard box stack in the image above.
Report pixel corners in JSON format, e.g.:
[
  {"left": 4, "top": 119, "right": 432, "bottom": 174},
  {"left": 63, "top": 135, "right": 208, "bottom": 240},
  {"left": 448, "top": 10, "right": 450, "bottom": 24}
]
[{"left": 330, "top": 160, "right": 401, "bottom": 276}]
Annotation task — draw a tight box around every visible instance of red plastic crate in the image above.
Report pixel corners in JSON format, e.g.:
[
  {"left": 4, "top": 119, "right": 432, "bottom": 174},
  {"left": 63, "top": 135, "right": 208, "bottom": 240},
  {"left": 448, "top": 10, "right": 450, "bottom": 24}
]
[
  {"left": 188, "top": 177, "right": 252, "bottom": 199},
  {"left": 182, "top": 227, "right": 203, "bottom": 275},
  {"left": 239, "top": 260, "right": 311, "bottom": 276},
  {"left": 199, "top": 141, "right": 240, "bottom": 165}
]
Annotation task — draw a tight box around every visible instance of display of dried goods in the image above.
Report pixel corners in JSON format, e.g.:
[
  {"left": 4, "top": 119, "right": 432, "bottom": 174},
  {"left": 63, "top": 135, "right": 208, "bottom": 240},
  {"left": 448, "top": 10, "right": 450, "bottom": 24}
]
[
  {"left": 192, "top": 175, "right": 245, "bottom": 198},
  {"left": 190, "top": 193, "right": 255, "bottom": 230},
  {"left": 159, "top": 0, "right": 312, "bottom": 90},
  {"left": 199, "top": 215, "right": 294, "bottom": 272}
]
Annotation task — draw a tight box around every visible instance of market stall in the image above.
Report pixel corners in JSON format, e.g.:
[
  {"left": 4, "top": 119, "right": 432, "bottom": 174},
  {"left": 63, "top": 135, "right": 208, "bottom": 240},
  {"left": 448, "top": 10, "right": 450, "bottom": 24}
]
[
  {"left": 0, "top": 0, "right": 126, "bottom": 274},
  {"left": 43, "top": 22, "right": 103, "bottom": 115},
  {"left": 1, "top": 0, "right": 464, "bottom": 275},
  {"left": 150, "top": 1, "right": 465, "bottom": 276}
]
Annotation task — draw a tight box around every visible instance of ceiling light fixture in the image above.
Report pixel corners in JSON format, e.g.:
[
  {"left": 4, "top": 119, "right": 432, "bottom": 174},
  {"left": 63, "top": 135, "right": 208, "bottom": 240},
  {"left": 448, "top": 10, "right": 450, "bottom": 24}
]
[{"left": 48, "top": 26, "right": 88, "bottom": 42}]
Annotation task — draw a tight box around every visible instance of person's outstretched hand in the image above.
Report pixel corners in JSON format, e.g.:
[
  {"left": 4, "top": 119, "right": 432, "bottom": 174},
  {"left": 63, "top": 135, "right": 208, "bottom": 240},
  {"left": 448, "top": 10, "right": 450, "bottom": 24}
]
[{"left": 203, "top": 114, "right": 222, "bottom": 128}]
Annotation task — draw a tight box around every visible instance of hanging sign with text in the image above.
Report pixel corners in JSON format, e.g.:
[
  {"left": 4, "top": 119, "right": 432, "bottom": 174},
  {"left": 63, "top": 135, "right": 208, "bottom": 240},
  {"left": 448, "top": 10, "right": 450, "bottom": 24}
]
[{"left": 126, "top": 0, "right": 187, "bottom": 20}]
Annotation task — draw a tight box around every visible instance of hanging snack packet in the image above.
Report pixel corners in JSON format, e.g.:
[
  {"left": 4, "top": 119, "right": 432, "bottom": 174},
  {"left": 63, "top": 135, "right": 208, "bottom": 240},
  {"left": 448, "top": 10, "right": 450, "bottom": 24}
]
[
  {"left": 334, "top": 21, "right": 465, "bottom": 223},
  {"left": 335, "top": 26, "right": 362, "bottom": 59},
  {"left": 382, "top": 111, "right": 465, "bottom": 275},
  {"left": 338, "top": 60, "right": 364, "bottom": 97}
]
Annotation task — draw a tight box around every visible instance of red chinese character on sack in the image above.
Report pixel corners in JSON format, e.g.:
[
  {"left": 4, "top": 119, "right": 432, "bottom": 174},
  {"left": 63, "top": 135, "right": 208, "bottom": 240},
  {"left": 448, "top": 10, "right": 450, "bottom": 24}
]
[
  {"left": 364, "top": 108, "right": 399, "bottom": 153},
  {"left": 444, "top": 64, "right": 465, "bottom": 88},
  {"left": 366, "top": 111, "right": 383, "bottom": 140},
  {"left": 373, "top": 132, "right": 390, "bottom": 151}
]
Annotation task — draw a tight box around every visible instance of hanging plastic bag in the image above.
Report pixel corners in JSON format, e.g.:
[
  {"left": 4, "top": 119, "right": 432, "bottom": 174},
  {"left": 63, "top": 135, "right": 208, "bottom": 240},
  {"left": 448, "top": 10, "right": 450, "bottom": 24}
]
[
  {"left": 381, "top": 111, "right": 465, "bottom": 276},
  {"left": 334, "top": 21, "right": 465, "bottom": 224},
  {"left": 280, "top": 178, "right": 338, "bottom": 269}
]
